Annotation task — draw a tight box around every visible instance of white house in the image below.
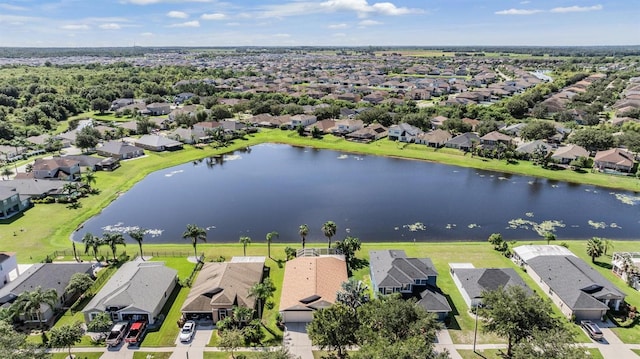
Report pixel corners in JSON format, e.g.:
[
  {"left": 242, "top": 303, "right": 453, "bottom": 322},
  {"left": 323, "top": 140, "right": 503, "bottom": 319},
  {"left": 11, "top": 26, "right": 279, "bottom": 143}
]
[
  {"left": 0, "top": 252, "right": 18, "bottom": 288},
  {"left": 290, "top": 114, "right": 317, "bottom": 129},
  {"left": 612, "top": 252, "right": 640, "bottom": 290}
]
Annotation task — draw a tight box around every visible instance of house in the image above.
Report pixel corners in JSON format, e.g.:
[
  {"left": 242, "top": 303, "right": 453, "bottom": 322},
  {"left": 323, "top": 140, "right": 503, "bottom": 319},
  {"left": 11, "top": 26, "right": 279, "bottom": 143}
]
[
  {"left": 83, "top": 261, "right": 177, "bottom": 325},
  {"left": 594, "top": 148, "right": 635, "bottom": 173},
  {"left": 181, "top": 257, "right": 265, "bottom": 323},
  {"left": 445, "top": 132, "right": 480, "bottom": 152},
  {"left": 0, "top": 252, "right": 18, "bottom": 288},
  {"left": 430, "top": 116, "right": 449, "bottom": 129},
  {"left": 193, "top": 121, "right": 221, "bottom": 137},
  {"left": 611, "top": 252, "right": 640, "bottom": 291},
  {"left": 146, "top": 102, "right": 171, "bottom": 116},
  {"left": 0, "top": 263, "right": 93, "bottom": 323},
  {"left": 369, "top": 250, "right": 451, "bottom": 320},
  {"left": 32, "top": 158, "right": 81, "bottom": 181},
  {"left": 305, "top": 119, "right": 336, "bottom": 135},
  {"left": 135, "top": 135, "right": 183, "bottom": 152},
  {"left": 0, "top": 187, "right": 29, "bottom": 219},
  {"left": 346, "top": 124, "right": 388, "bottom": 143},
  {"left": 480, "top": 131, "right": 512, "bottom": 148},
  {"left": 110, "top": 98, "right": 134, "bottom": 111},
  {"left": 333, "top": 119, "right": 364, "bottom": 136},
  {"left": 512, "top": 245, "right": 626, "bottom": 321},
  {"left": 449, "top": 263, "right": 530, "bottom": 308},
  {"left": 290, "top": 114, "right": 317, "bottom": 129},
  {"left": 550, "top": 144, "right": 589, "bottom": 164},
  {"left": 174, "top": 92, "right": 196, "bottom": 104},
  {"left": 97, "top": 141, "right": 145, "bottom": 160},
  {"left": 416, "top": 129, "right": 452, "bottom": 148},
  {"left": 279, "top": 254, "right": 347, "bottom": 323},
  {"left": 515, "top": 140, "right": 553, "bottom": 158},
  {"left": 388, "top": 123, "right": 423, "bottom": 143},
  {"left": 0, "top": 179, "right": 67, "bottom": 199}
]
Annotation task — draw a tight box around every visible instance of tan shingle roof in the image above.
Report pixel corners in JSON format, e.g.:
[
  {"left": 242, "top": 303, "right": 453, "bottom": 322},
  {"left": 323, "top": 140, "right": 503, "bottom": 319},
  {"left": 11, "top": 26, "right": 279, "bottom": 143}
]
[{"left": 279, "top": 256, "right": 348, "bottom": 312}]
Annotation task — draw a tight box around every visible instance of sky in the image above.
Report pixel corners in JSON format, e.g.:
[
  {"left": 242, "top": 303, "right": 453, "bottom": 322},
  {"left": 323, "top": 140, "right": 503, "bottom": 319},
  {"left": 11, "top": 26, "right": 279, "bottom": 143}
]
[{"left": 0, "top": 0, "right": 638, "bottom": 47}]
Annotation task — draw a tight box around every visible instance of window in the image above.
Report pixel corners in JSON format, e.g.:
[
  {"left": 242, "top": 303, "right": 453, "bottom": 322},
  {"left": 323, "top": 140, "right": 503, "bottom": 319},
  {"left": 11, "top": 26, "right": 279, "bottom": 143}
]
[{"left": 219, "top": 309, "right": 227, "bottom": 320}]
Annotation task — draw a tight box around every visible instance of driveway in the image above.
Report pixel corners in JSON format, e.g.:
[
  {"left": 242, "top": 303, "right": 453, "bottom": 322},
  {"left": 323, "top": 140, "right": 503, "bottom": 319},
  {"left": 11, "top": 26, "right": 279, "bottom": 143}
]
[
  {"left": 171, "top": 324, "right": 214, "bottom": 359},
  {"left": 592, "top": 328, "right": 639, "bottom": 359},
  {"left": 284, "top": 323, "right": 314, "bottom": 359}
]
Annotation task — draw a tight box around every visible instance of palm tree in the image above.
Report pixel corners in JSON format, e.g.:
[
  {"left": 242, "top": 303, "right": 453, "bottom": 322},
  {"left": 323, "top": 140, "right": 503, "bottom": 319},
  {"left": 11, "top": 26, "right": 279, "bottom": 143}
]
[
  {"left": 102, "top": 232, "right": 126, "bottom": 261},
  {"left": 128, "top": 228, "right": 147, "bottom": 260},
  {"left": 82, "top": 169, "right": 97, "bottom": 188},
  {"left": 321, "top": 221, "right": 337, "bottom": 249},
  {"left": 183, "top": 224, "right": 207, "bottom": 260},
  {"left": 265, "top": 231, "right": 279, "bottom": 259},
  {"left": 603, "top": 239, "right": 614, "bottom": 256},
  {"left": 248, "top": 277, "right": 276, "bottom": 319},
  {"left": 299, "top": 224, "right": 309, "bottom": 249},
  {"left": 82, "top": 233, "right": 102, "bottom": 262},
  {"left": 586, "top": 237, "right": 604, "bottom": 263},
  {"left": 544, "top": 232, "right": 556, "bottom": 245},
  {"left": 239, "top": 236, "right": 251, "bottom": 256},
  {"left": 11, "top": 286, "right": 58, "bottom": 323}
]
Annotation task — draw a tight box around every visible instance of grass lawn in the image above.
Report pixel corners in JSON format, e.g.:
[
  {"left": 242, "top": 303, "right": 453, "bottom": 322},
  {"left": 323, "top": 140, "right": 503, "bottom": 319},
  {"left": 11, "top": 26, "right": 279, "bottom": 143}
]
[
  {"left": 457, "top": 348, "right": 603, "bottom": 359},
  {"left": 203, "top": 352, "right": 262, "bottom": 359},
  {"left": 132, "top": 352, "right": 173, "bottom": 359},
  {"left": 632, "top": 349, "right": 640, "bottom": 355},
  {"left": 51, "top": 353, "right": 103, "bottom": 359}
]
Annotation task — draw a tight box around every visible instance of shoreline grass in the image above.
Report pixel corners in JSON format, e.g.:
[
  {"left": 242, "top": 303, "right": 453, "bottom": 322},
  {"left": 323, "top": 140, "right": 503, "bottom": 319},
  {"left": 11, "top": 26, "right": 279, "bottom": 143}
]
[{"left": 1, "top": 128, "right": 639, "bottom": 264}]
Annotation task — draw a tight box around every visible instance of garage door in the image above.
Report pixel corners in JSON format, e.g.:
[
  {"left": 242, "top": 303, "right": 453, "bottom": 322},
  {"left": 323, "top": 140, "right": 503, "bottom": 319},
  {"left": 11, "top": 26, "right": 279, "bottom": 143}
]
[{"left": 282, "top": 310, "right": 313, "bottom": 323}]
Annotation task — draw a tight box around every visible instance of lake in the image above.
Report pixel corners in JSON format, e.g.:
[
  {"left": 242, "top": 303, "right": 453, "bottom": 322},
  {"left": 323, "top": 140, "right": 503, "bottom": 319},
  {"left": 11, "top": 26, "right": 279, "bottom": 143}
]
[{"left": 73, "top": 144, "right": 640, "bottom": 244}]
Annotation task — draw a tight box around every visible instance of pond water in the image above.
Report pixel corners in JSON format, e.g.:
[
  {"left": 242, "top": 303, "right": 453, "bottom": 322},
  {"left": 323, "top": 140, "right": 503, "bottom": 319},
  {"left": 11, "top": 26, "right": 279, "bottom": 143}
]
[{"left": 73, "top": 144, "right": 640, "bottom": 244}]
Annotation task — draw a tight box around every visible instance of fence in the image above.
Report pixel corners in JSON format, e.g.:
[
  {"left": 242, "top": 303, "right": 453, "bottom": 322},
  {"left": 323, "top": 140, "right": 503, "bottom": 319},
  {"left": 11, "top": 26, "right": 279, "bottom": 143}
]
[{"left": 44, "top": 249, "right": 198, "bottom": 262}]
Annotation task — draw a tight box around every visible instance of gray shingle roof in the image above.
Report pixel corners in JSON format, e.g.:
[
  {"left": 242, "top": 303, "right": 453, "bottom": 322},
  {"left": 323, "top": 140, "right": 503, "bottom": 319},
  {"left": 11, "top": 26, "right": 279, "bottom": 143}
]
[
  {"left": 417, "top": 288, "right": 452, "bottom": 313},
  {"left": 370, "top": 250, "right": 437, "bottom": 289},
  {"left": 453, "top": 268, "right": 530, "bottom": 299},
  {"left": 0, "top": 263, "right": 93, "bottom": 304},
  {"left": 83, "top": 261, "right": 177, "bottom": 315},
  {"left": 527, "top": 255, "right": 625, "bottom": 311}
]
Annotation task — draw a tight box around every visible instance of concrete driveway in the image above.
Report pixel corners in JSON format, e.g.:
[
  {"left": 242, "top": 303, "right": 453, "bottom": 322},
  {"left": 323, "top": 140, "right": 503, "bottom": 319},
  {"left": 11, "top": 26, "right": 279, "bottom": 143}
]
[
  {"left": 171, "top": 324, "right": 213, "bottom": 359},
  {"left": 284, "top": 323, "right": 314, "bottom": 359}
]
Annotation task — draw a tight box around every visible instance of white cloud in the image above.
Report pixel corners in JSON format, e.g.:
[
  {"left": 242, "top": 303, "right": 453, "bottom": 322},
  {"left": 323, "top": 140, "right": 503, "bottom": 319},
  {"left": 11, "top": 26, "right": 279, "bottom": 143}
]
[
  {"left": 168, "top": 20, "right": 200, "bottom": 27},
  {"left": 328, "top": 23, "right": 348, "bottom": 29},
  {"left": 141, "top": 32, "right": 154, "bottom": 36},
  {"left": 259, "top": 0, "right": 422, "bottom": 18},
  {"left": 333, "top": 32, "right": 347, "bottom": 37},
  {"left": 99, "top": 23, "right": 122, "bottom": 30},
  {"left": 167, "top": 11, "right": 189, "bottom": 19},
  {"left": 550, "top": 5, "right": 603, "bottom": 13},
  {"left": 201, "top": 13, "right": 226, "bottom": 20},
  {"left": 226, "top": 22, "right": 241, "bottom": 26},
  {"left": 274, "top": 33, "right": 291, "bottom": 38},
  {"left": 123, "top": 0, "right": 212, "bottom": 4},
  {"left": 0, "top": 4, "right": 28, "bottom": 11},
  {"left": 61, "top": 24, "right": 90, "bottom": 30},
  {"left": 358, "top": 19, "right": 382, "bottom": 26},
  {"left": 495, "top": 8, "right": 543, "bottom": 15},
  {"left": 520, "top": 1, "right": 530, "bottom": 3}
]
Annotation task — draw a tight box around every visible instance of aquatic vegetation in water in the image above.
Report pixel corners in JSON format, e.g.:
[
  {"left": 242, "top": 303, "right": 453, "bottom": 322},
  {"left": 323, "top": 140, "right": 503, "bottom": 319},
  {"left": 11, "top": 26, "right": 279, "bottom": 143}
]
[
  {"left": 612, "top": 193, "right": 640, "bottom": 206},
  {"left": 588, "top": 220, "right": 607, "bottom": 229},
  {"left": 610, "top": 223, "right": 621, "bottom": 229},
  {"left": 337, "top": 154, "right": 348, "bottom": 160},
  {"left": 525, "top": 212, "right": 534, "bottom": 218},
  {"left": 445, "top": 224, "right": 457, "bottom": 229},
  {"left": 403, "top": 222, "right": 426, "bottom": 232},
  {"left": 468, "top": 223, "right": 480, "bottom": 229},
  {"left": 507, "top": 218, "right": 565, "bottom": 236},
  {"left": 101, "top": 223, "right": 164, "bottom": 238},
  {"left": 223, "top": 154, "right": 242, "bottom": 161}
]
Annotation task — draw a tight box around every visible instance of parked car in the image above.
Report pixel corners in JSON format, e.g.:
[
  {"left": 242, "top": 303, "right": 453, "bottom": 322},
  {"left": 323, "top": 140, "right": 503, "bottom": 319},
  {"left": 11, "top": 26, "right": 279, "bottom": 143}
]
[
  {"left": 125, "top": 320, "right": 147, "bottom": 345},
  {"left": 106, "top": 322, "right": 130, "bottom": 347},
  {"left": 581, "top": 320, "right": 603, "bottom": 340},
  {"left": 179, "top": 320, "right": 196, "bottom": 342}
]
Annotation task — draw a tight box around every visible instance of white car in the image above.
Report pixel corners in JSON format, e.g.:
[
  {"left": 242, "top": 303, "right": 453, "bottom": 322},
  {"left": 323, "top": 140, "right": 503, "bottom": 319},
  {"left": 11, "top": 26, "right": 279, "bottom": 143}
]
[{"left": 179, "top": 321, "right": 196, "bottom": 342}]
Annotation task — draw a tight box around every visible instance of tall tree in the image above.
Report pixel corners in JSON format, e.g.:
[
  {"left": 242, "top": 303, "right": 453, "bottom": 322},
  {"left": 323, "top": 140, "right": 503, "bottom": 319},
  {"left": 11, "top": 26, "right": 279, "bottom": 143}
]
[
  {"left": 64, "top": 273, "right": 94, "bottom": 298},
  {"left": 11, "top": 286, "right": 58, "bottom": 323},
  {"left": 603, "top": 239, "right": 614, "bottom": 256},
  {"left": 0, "top": 320, "right": 49, "bottom": 359},
  {"left": 481, "top": 286, "right": 558, "bottom": 357},
  {"left": 321, "top": 221, "right": 337, "bottom": 249},
  {"left": 218, "top": 329, "right": 244, "bottom": 359},
  {"left": 102, "top": 232, "right": 126, "bottom": 261},
  {"left": 239, "top": 236, "right": 252, "bottom": 256},
  {"left": 49, "top": 322, "right": 84, "bottom": 359},
  {"left": 298, "top": 224, "right": 309, "bottom": 249},
  {"left": 82, "top": 233, "right": 102, "bottom": 262},
  {"left": 82, "top": 169, "right": 97, "bottom": 188},
  {"left": 265, "top": 231, "right": 278, "bottom": 259},
  {"left": 128, "top": 228, "right": 147, "bottom": 260},
  {"left": 544, "top": 232, "right": 556, "bottom": 245},
  {"left": 512, "top": 327, "right": 584, "bottom": 359},
  {"left": 334, "top": 236, "right": 363, "bottom": 276},
  {"left": 586, "top": 237, "right": 605, "bottom": 263},
  {"left": 336, "top": 279, "right": 370, "bottom": 312},
  {"left": 182, "top": 224, "right": 207, "bottom": 260},
  {"left": 307, "top": 303, "right": 358, "bottom": 359},
  {"left": 248, "top": 277, "right": 276, "bottom": 319}
]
